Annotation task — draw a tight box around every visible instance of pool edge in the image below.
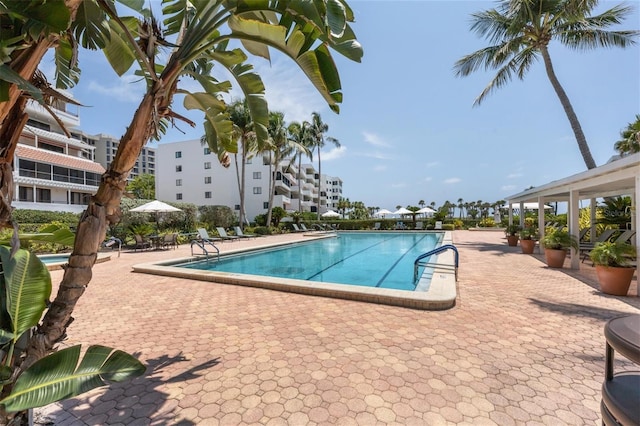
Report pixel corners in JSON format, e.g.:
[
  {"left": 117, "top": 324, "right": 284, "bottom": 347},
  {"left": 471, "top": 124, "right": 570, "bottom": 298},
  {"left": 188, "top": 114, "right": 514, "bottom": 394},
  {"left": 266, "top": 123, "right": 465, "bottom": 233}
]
[{"left": 133, "top": 231, "right": 456, "bottom": 311}]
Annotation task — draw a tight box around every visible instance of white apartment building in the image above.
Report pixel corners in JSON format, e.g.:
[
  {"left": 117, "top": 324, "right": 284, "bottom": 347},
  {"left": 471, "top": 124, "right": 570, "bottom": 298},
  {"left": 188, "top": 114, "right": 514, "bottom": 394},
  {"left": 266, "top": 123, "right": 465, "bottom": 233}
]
[
  {"left": 13, "top": 96, "right": 105, "bottom": 213},
  {"left": 156, "top": 139, "right": 343, "bottom": 222},
  {"left": 85, "top": 133, "right": 156, "bottom": 178}
]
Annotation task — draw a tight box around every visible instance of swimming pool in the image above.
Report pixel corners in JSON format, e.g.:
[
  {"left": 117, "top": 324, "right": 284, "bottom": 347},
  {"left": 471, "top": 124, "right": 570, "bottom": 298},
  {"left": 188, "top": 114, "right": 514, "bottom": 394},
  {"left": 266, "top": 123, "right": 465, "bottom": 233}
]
[
  {"left": 133, "top": 231, "right": 458, "bottom": 310},
  {"left": 179, "top": 232, "right": 439, "bottom": 291},
  {"left": 37, "top": 253, "right": 112, "bottom": 270}
]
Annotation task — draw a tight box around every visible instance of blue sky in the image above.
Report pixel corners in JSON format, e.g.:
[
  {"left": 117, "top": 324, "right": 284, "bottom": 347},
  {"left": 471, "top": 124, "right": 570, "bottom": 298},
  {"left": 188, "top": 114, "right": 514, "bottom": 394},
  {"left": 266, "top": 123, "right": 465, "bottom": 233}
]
[{"left": 46, "top": 1, "right": 640, "bottom": 210}]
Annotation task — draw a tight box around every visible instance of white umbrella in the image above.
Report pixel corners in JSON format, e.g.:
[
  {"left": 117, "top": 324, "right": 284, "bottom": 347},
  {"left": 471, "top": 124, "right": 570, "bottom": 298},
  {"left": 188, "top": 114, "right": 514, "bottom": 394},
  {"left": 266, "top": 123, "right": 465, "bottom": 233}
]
[
  {"left": 393, "top": 207, "right": 412, "bottom": 216},
  {"left": 374, "top": 208, "right": 393, "bottom": 217},
  {"left": 130, "top": 200, "right": 183, "bottom": 233},
  {"left": 321, "top": 210, "right": 340, "bottom": 218},
  {"left": 417, "top": 206, "right": 435, "bottom": 217}
]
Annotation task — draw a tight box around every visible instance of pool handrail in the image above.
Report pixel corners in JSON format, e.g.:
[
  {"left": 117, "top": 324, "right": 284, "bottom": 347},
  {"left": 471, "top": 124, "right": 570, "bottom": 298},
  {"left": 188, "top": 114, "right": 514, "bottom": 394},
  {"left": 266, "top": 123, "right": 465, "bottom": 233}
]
[
  {"left": 190, "top": 239, "right": 220, "bottom": 263},
  {"left": 414, "top": 244, "right": 458, "bottom": 283}
]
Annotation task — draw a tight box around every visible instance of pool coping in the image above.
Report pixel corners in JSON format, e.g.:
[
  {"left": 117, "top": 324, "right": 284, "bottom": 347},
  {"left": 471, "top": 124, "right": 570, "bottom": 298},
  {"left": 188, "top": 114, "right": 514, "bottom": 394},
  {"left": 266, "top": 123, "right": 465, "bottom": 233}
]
[
  {"left": 38, "top": 252, "right": 112, "bottom": 271},
  {"left": 132, "top": 231, "right": 457, "bottom": 310}
]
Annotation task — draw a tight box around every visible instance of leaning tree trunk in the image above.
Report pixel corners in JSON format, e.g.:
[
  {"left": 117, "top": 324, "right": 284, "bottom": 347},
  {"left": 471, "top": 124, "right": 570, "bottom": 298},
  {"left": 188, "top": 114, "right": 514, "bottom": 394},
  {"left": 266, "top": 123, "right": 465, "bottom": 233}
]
[
  {"left": 20, "top": 91, "right": 158, "bottom": 371},
  {"left": 540, "top": 46, "right": 596, "bottom": 170},
  {"left": 316, "top": 146, "right": 322, "bottom": 221}
]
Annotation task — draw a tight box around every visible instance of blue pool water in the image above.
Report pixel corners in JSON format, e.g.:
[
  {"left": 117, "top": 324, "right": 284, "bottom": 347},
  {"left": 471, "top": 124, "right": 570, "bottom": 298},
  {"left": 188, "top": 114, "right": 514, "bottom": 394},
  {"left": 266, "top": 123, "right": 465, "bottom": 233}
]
[
  {"left": 179, "top": 232, "right": 442, "bottom": 291},
  {"left": 37, "top": 254, "right": 70, "bottom": 264}
]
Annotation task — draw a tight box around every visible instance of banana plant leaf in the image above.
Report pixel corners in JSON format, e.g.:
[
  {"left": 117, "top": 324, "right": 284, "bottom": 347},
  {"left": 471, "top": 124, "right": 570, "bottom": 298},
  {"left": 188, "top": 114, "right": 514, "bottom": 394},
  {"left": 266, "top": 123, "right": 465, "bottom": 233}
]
[{"left": 0, "top": 345, "right": 146, "bottom": 412}]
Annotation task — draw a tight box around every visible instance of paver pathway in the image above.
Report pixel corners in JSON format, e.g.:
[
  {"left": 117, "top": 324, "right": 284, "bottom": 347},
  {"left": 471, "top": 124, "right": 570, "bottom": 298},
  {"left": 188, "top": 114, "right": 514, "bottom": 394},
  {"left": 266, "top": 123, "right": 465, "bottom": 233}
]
[{"left": 35, "top": 230, "right": 639, "bottom": 425}]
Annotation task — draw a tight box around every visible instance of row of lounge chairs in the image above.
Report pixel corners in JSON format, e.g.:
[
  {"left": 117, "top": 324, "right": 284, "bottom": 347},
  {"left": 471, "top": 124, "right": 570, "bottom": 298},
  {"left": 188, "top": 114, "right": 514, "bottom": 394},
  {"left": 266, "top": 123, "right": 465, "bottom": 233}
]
[
  {"left": 196, "top": 227, "right": 259, "bottom": 244},
  {"left": 580, "top": 229, "right": 636, "bottom": 263}
]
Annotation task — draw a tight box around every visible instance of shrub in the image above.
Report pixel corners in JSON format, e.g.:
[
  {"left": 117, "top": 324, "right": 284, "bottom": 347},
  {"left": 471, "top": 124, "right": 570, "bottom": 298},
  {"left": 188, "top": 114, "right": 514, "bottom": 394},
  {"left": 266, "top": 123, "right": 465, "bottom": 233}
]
[
  {"left": 478, "top": 218, "right": 496, "bottom": 227},
  {"left": 199, "top": 205, "right": 235, "bottom": 228}
]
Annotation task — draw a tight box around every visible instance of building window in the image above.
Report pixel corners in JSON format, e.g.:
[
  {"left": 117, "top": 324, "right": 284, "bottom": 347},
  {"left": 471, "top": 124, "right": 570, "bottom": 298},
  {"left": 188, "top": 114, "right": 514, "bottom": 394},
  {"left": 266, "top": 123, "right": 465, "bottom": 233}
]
[
  {"left": 253, "top": 172, "right": 261, "bottom": 179},
  {"left": 205, "top": 191, "right": 212, "bottom": 199},
  {"left": 175, "top": 151, "right": 182, "bottom": 158},
  {"left": 253, "top": 187, "right": 262, "bottom": 195},
  {"left": 36, "top": 188, "right": 51, "bottom": 203},
  {"left": 18, "top": 186, "right": 33, "bottom": 202},
  {"left": 176, "top": 179, "right": 182, "bottom": 186},
  {"left": 204, "top": 147, "right": 211, "bottom": 155},
  {"left": 204, "top": 162, "right": 211, "bottom": 169},
  {"left": 176, "top": 165, "right": 182, "bottom": 172},
  {"left": 204, "top": 176, "right": 212, "bottom": 184},
  {"left": 234, "top": 204, "right": 240, "bottom": 210},
  {"left": 176, "top": 193, "right": 183, "bottom": 200},
  {"left": 70, "top": 192, "right": 89, "bottom": 205},
  {"left": 263, "top": 202, "right": 269, "bottom": 209}
]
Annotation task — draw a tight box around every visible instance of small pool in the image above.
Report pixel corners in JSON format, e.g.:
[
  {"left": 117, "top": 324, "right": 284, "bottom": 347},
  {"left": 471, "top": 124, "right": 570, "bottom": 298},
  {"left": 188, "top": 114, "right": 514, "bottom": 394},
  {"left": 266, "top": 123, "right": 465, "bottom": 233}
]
[
  {"left": 37, "top": 253, "right": 112, "bottom": 270},
  {"left": 134, "top": 231, "right": 457, "bottom": 310}
]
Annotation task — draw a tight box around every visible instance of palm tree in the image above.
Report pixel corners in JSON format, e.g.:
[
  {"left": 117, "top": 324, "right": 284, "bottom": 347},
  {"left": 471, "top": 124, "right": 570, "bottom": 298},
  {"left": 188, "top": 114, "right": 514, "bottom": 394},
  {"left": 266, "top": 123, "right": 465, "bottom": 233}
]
[
  {"left": 288, "top": 121, "right": 313, "bottom": 213},
  {"left": 614, "top": 115, "right": 640, "bottom": 156},
  {"left": 418, "top": 200, "right": 425, "bottom": 208},
  {"left": 457, "top": 198, "right": 464, "bottom": 219},
  {"left": 307, "top": 112, "right": 340, "bottom": 220},
  {"left": 226, "top": 99, "right": 259, "bottom": 228},
  {"left": 6, "top": 0, "right": 363, "bottom": 399},
  {"left": 265, "top": 112, "right": 309, "bottom": 227},
  {"left": 454, "top": 0, "right": 639, "bottom": 170},
  {"left": 337, "top": 197, "right": 351, "bottom": 218}
]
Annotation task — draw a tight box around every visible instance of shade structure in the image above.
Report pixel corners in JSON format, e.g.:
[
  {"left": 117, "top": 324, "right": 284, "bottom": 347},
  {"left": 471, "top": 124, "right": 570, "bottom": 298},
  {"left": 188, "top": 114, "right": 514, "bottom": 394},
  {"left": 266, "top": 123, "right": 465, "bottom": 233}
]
[
  {"left": 513, "top": 202, "right": 553, "bottom": 210},
  {"left": 321, "top": 210, "right": 340, "bottom": 218},
  {"left": 393, "top": 207, "right": 412, "bottom": 215},
  {"left": 417, "top": 207, "right": 435, "bottom": 217},
  {"left": 374, "top": 209, "right": 393, "bottom": 217},
  {"left": 130, "top": 200, "right": 182, "bottom": 232}
]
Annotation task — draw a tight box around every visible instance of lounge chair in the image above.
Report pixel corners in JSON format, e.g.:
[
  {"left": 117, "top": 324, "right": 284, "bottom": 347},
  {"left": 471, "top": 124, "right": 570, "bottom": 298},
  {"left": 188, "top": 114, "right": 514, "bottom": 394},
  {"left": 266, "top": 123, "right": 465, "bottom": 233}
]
[
  {"left": 161, "top": 232, "right": 179, "bottom": 249},
  {"left": 133, "top": 234, "right": 151, "bottom": 251},
  {"left": 415, "top": 222, "right": 424, "bottom": 230},
  {"left": 216, "top": 227, "right": 239, "bottom": 241},
  {"left": 374, "top": 222, "right": 381, "bottom": 230},
  {"left": 582, "top": 230, "right": 636, "bottom": 263},
  {"left": 579, "top": 228, "right": 619, "bottom": 261},
  {"left": 197, "top": 228, "right": 222, "bottom": 243},
  {"left": 395, "top": 221, "right": 406, "bottom": 230},
  {"left": 299, "top": 224, "right": 311, "bottom": 232},
  {"left": 291, "top": 224, "right": 304, "bottom": 232},
  {"left": 234, "top": 226, "right": 255, "bottom": 238},
  {"left": 434, "top": 221, "right": 443, "bottom": 230}
]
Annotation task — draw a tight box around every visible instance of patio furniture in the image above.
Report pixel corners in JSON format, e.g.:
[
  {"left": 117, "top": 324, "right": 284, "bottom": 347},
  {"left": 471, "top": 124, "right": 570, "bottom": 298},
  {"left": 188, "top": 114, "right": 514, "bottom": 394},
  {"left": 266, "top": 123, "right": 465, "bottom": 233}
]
[
  {"left": 601, "top": 314, "right": 640, "bottom": 425},
  {"left": 162, "top": 232, "right": 179, "bottom": 249},
  {"left": 133, "top": 234, "right": 152, "bottom": 251},
  {"left": 197, "top": 228, "right": 222, "bottom": 243},
  {"left": 434, "top": 221, "right": 443, "bottom": 230},
  {"left": 216, "top": 227, "right": 239, "bottom": 241},
  {"left": 415, "top": 222, "right": 424, "bottom": 230},
  {"left": 234, "top": 226, "right": 256, "bottom": 238}
]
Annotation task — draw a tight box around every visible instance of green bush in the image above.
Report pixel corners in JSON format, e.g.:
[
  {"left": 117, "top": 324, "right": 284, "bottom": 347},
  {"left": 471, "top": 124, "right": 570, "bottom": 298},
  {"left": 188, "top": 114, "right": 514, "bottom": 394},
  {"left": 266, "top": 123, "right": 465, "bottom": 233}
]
[
  {"left": 441, "top": 224, "right": 455, "bottom": 231},
  {"left": 198, "top": 205, "right": 235, "bottom": 229},
  {"left": 13, "top": 209, "right": 80, "bottom": 228},
  {"left": 478, "top": 218, "right": 496, "bottom": 227}
]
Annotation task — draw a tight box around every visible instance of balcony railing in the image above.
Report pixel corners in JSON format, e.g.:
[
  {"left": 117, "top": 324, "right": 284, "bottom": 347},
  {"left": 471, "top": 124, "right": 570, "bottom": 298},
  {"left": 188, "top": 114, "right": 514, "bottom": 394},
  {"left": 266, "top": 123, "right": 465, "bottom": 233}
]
[{"left": 18, "top": 169, "right": 100, "bottom": 186}]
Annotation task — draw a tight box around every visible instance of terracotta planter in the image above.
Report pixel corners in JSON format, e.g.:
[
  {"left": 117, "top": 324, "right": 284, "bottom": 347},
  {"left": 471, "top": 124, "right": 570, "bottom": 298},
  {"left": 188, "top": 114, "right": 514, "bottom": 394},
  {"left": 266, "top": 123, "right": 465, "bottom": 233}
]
[
  {"left": 545, "top": 248, "right": 567, "bottom": 268},
  {"left": 595, "top": 265, "right": 635, "bottom": 296},
  {"left": 520, "top": 239, "right": 535, "bottom": 254},
  {"left": 506, "top": 235, "right": 519, "bottom": 247}
]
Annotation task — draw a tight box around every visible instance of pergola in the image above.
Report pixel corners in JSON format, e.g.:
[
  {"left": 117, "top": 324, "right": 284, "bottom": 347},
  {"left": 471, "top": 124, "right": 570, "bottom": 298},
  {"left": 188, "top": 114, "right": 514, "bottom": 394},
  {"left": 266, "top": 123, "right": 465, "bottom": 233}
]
[{"left": 506, "top": 152, "right": 639, "bottom": 275}]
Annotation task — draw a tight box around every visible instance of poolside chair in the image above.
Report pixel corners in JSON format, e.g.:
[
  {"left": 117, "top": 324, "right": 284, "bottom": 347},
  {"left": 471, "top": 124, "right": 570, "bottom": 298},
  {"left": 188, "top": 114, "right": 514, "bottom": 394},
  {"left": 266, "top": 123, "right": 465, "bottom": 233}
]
[
  {"left": 161, "top": 232, "right": 179, "bottom": 250},
  {"left": 197, "top": 228, "right": 222, "bottom": 243},
  {"left": 582, "top": 230, "right": 636, "bottom": 263},
  {"left": 291, "top": 224, "right": 304, "bottom": 233},
  {"left": 395, "top": 221, "right": 406, "bottom": 230},
  {"left": 434, "top": 221, "right": 443, "bottom": 230},
  {"left": 579, "top": 228, "right": 619, "bottom": 261},
  {"left": 374, "top": 222, "right": 381, "bottom": 230},
  {"left": 415, "top": 222, "right": 424, "bottom": 230},
  {"left": 216, "top": 227, "right": 239, "bottom": 241},
  {"left": 133, "top": 234, "right": 151, "bottom": 251},
  {"left": 299, "top": 224, "right": 311, "bottom": 232},
  {"left": 234, "top": 226, "right": 256, "bottom": 238}
]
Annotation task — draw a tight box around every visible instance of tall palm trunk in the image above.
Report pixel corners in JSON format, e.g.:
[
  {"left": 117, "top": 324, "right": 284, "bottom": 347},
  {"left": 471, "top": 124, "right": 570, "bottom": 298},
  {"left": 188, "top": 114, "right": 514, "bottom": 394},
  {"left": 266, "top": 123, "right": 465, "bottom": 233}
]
[
  {"left": 297, "top": 154, "right": 303, "bottom": 213},
  {"left": 316, "top": 146, "right": 322, "bottom": 220},
  {"left": 233, "top": 153, "right": 243, "bottom": 225},
  {"left": 21, "top": 91, "right": 158, "bottom": 369},
  {"left": 266, "top": 157, "right": 275, "bottom": 227},
  {"left": 540, "top": 46, "right": 596, "bottom": 170}
]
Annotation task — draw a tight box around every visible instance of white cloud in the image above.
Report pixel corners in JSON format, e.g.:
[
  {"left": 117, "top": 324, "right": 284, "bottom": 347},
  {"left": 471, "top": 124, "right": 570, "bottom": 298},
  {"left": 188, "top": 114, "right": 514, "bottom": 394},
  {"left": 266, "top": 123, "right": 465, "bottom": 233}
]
[
  {"left": 87, "top": 75, "right": 145, "bottom": 104},
  {"left": 361, "top": 151, "right": 393, "bottom": 160},
  {"left": 424, "top": 177, "right": 433, "bottom": 182},
  {"left": 363, "top": 131, "right": 390, "bottom": 147},
  {"left": 507, "top": 173, "right": 523, "bottom": 179},
  {"left": 322, "top": 146, "right": 347, "bottom": 161},
  {"left": 373, "top": 165, "right": 387, "bottom": 172},
  {"left": 390, "top": 182, "right": 407, "bottom": 188},
  {"left": 426, "top": 161, "right": 439, "bottom": 168},
  {"left": 501, "top": 184, "right": 517, "bottom": 191},
  {"left": 443, "top": 177, "right": 461, "bottom": 184}
]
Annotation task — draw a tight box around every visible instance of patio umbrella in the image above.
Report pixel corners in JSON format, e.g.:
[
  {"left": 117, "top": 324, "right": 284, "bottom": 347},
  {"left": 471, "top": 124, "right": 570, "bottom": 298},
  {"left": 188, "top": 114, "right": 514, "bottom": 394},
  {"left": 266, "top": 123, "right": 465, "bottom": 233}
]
[
  {"left": 130, "top": 200, "right": 182, "bottom": 233},
  {"left": 374, "top": 208, "right": 392, "bottom": 217},
  {"left": 321, "top": 210, "right": 340, "bottom": 218},
  {"left": 393, "top": 207, "right": 412, "bottom": 216},
  {"left": 417, "top": 206, "right": 435, "bottom": 217}
]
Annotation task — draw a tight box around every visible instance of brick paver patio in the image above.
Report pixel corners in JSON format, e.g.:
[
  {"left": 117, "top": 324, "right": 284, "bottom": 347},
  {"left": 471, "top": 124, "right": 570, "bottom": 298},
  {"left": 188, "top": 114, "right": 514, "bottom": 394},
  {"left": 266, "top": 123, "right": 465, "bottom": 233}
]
[{"left": 35, "top": 230, "right": 639, "bottom": 425}]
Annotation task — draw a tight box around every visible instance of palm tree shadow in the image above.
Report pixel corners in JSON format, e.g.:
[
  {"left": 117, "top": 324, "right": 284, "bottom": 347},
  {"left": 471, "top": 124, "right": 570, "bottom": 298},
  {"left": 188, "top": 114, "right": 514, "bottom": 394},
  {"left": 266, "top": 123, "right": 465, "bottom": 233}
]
[
  {"left": 36, "top": 352, "right": 221, "bottom": 425},
  {"left": 528, "top": 298, "right": 638, "bottom": 321}
]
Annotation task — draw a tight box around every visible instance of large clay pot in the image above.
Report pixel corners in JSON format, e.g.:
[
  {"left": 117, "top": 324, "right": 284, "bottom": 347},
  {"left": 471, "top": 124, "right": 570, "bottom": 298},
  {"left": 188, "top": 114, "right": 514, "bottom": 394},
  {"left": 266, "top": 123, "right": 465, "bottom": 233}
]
[
  {"left": 595, "top": 265, "right": 635, "bottom": 296},
  {"left": 506, "top": 235, "right": 518, "bottom": 246},
  {"left": 520, "top": 239, "right": 535, "bottom": 254},
  {"left": 545, "top": 248, "right": 567, "bottom": 268}
]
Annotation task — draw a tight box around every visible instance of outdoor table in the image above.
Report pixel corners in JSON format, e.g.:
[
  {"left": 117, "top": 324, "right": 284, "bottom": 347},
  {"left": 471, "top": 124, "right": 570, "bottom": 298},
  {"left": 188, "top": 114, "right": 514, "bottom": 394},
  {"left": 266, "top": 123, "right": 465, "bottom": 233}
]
[
  {"left": 148, "top": 235, "right": 165, "bottom": 250},
  {"left": 601, "top": 314, "right": 640, "bottom": 425}
]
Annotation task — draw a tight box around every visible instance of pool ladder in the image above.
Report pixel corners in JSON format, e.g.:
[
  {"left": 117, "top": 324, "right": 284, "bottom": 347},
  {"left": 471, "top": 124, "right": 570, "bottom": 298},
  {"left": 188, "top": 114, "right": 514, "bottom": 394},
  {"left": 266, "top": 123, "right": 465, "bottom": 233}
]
[
  {"left": 190, "top": 239, "right": 220, "bottom": 263},
  {"left": 413, "top": 244, "right": 459, "bottom": 284}
]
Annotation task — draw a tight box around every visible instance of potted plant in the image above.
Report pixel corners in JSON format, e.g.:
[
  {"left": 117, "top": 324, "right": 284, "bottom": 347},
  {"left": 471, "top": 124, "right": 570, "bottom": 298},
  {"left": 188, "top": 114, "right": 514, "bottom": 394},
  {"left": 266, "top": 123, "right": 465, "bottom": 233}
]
[
  {"left": 519, "top": 227, "right": 537, "bottom": 254},
  {"left": 589, "top": 241, "right": 637, "bottom": 296},
  {"left": 504, "top": 224, "right": 520, "bottom": 246},
  {"left": 541, "top": 228, "right": 578, "bottom": 268}
]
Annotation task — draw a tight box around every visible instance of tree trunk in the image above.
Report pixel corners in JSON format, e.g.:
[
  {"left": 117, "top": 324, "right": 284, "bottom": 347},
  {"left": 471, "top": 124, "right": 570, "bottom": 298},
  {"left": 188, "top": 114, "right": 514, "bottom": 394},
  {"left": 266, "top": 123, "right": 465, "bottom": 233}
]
[
  {"left": 540, "top": 46, "right": 596, "bottom": 170},
  {"left": 266, "top": 158, "right": 274, "bottom": 227},
  {"left": 21, "top": 93, "right": 157, "bottom": 370},
  {"left": 316, "top": 146, "right": 322, "bottom": 220},
  {"left": 297, "top": 154, "right": 302, "bottom": 213}
]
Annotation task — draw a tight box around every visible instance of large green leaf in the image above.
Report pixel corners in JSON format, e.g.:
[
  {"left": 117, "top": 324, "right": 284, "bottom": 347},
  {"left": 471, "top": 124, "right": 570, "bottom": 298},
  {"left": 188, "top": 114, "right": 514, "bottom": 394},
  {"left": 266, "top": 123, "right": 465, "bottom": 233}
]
[
  {"left": 102, "top": 17, "right": 137, "bottom": 76},
  {"left": 0, "top": 345, "right": 146, "bottom": 412},
  {"left": 8, "top": 0, "right": 71, "bottom": 39},
  {"left": 183, "top": 91, "right": 234, "bottom": 152},
  {"left": 0, "top": 246, "right": 51, "bottom": 341},
  {"left": 54, "top": 37, "right": 80, "bottom": 90},
  {"left": 72, "top": 0, "right": 111, "bottom": 50},
  {"left": 0, "top": 64, "right": 44, "bottom": 103}
]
